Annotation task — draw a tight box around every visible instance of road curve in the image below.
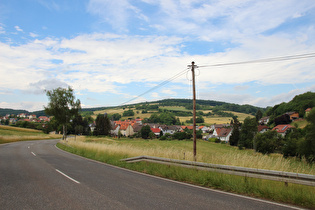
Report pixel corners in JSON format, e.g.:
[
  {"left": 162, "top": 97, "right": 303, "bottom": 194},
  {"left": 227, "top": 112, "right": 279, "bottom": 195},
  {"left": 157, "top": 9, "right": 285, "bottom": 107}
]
[{"left": 0, "top": 139, "right": 299, "bottom": 210}]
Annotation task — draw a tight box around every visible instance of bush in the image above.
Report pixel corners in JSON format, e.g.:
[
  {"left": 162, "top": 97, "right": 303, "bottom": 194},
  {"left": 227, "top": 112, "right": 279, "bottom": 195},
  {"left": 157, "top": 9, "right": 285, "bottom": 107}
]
[
  {"left": 254, "top": 130, "right": 282, "bottom": 154},
  {"left": 215, "top": 138, "right": 221, "bottom": 143},
  {"left": 159, "top": 135, "right": 167, "bottom": 140}
]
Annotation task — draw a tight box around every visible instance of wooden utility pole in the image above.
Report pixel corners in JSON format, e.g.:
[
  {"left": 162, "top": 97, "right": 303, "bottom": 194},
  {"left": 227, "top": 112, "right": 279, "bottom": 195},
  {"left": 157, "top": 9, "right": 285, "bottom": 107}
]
[{"left": 190, "top": 61, "right": 197, "bottom": 161}]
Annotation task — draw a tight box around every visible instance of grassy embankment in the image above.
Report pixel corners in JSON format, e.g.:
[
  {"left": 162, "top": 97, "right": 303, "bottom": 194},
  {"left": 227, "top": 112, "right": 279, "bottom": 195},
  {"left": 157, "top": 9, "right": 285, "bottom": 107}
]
[
  {"left": 58, "top": 136, "right": 315, "bottom": 208},
  {"left": 0, "top": 125, "right": 61, "bottom": 144}
]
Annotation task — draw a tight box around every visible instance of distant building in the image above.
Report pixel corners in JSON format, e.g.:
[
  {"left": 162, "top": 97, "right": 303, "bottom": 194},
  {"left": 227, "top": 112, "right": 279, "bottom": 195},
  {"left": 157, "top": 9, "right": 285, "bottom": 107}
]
[
  {"left": 272, "top": 124, "right": 294, "bottom": 137},
  {"left": 258, "top": 125, "right": 269, "bottom": 133},
  {"left": 259, "top": 116, "right": 269, "bottom": 125},
  {"left": 213, "top": 127, "right": 233, "bottom": 142},
  {"left": 285, "top": 112, "right": 299, "bottom": 121}
]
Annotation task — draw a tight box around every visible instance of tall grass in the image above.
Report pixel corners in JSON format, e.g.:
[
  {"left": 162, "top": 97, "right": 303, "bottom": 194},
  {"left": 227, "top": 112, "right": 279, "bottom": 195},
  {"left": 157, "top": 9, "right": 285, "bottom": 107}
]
[
  {"left": 66, "top": 136, "right": 314, "bottom": 175},
  {"left": 58, "top": 138, "right": 315, "bottom": 209}
]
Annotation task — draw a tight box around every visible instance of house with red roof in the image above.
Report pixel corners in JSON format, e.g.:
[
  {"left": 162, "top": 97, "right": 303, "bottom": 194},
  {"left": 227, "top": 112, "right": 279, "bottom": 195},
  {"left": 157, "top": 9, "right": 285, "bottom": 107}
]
[
  {"left": 151, "top": 127, "right": 161, "bottom": 136},
  {"left": 119, "top": 123, "right": 134, "bottom": 137},
  {"left": 272, "top": 124, "right": 294, "bottom": 137},
  {"left": 39, "top": 116, "right": 50, "bottom": 122},
  {"left": 111, "top": 124, "right": 120, "bottom": 136},
  {"left": 258, "top": 125, "right": 269, "bottom": 133},
  {"left": 181, "top": 125, "right": 194, "bottom": 130}
]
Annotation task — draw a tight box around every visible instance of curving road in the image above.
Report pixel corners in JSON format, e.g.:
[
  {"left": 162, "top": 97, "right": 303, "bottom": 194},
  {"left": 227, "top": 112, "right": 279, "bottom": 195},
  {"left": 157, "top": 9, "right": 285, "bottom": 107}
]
[{"left": 0, "top": 139, "right": 300, "bottom": 210}]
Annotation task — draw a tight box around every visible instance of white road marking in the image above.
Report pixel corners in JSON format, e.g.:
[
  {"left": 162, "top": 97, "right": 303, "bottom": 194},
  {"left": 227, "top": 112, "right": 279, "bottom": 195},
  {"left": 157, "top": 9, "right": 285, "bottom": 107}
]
[
  {"left": 55, "top": 169, "right": 80, "bottom": 184},
  {"left": 31, "top": 152, "right": 36, "bottom": 156}
]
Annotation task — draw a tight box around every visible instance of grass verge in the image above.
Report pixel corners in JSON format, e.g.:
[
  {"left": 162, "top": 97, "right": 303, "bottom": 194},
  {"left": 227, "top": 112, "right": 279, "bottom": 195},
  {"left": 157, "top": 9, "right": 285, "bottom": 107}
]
[{"left": 57, "top": 141, "right": 315, "bottom": 209}]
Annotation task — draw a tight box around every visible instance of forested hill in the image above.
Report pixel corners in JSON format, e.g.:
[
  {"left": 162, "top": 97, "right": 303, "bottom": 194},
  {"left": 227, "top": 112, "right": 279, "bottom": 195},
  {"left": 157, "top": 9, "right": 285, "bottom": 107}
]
[
  {"left": 155, "top": 99, "right": 265, "bottom": 115},
  {"left": 266, "top": 91, "right": 315, "bottom": 118},
  {"left": 0, "top": 108, "right": 28, "bottom": 116},
  {"left": 0, "top": 109, "right": 47, "bottom": 117}
]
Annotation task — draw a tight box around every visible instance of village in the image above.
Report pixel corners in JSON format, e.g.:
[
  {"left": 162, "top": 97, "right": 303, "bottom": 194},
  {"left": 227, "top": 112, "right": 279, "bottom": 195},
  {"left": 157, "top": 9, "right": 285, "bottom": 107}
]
[{"left": 0, "top": 107, "right": 312, "bottom": 144}]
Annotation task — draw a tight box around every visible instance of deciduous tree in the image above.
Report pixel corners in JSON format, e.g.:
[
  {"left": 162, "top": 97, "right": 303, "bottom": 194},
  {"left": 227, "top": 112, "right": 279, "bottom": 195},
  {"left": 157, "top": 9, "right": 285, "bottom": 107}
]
[{"left": 44, "top": 87, "right": 81, "bottom": 140}]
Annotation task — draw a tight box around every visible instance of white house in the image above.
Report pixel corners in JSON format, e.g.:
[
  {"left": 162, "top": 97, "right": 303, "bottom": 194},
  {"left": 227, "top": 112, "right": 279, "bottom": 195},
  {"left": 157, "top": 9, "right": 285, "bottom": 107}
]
[{"left": 213, "top": 127, "right": 233, "bottom": 142}]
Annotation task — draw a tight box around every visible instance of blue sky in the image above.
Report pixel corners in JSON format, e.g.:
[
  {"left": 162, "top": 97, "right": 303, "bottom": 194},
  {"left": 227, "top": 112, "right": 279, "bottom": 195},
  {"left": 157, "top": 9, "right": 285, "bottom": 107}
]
[{"left": 1, "top": 0, "right": 315, "bottom": 112}]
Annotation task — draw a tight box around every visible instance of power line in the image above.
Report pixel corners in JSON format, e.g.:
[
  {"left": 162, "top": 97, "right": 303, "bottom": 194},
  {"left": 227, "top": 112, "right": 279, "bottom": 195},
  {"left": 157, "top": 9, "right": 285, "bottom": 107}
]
[
  {"left": 198, "top": 52, "right": 315, "bottom": 68},
  {"left": 119, "top": 68, "right": 189, "bottom": 106},
  {"left": 119, "top": 52, "right": 315, "bottom": 106}
]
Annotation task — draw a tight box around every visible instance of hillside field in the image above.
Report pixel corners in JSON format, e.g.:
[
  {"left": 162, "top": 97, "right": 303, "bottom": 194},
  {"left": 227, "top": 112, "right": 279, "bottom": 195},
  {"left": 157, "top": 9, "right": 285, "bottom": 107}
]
[
  {"left": 92, "top": 106, "right": 253, "bottom": 125},
  {"left": 0, "top": 125, "right": 61, "bottom": 144}
]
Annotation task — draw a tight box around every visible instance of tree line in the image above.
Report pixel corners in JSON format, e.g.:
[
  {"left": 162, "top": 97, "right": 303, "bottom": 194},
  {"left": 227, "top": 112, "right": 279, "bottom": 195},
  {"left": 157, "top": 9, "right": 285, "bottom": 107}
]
[{"left": 229, "top": 109, "right": 315, "bottom": 163}]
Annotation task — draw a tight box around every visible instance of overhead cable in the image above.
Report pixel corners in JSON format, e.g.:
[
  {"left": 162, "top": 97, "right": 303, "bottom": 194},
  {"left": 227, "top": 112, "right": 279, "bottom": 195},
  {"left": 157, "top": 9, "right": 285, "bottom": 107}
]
[
  {"left": 198, "top": 52, "right": 315, "bottom": 68},
  {"left": 119, "top": 68, "right": 189, "bottom": 106}
]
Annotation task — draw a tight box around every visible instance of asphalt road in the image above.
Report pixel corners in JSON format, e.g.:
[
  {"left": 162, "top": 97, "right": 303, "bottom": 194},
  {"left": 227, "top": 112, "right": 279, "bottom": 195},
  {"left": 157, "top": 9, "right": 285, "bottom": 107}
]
[{"left": 0, "top": 139, "right": 301, "bottom": 210}]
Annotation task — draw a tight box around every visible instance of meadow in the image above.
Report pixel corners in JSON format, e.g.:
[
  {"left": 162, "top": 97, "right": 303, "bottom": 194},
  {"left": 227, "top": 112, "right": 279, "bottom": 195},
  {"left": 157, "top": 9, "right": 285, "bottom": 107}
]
[
  {"left": 58, "top": 136, "right": 315, "bottom": 208},
  {"left": 65, "top": 136, "right": 315, "bottom": 174},
  {"left": 0, "top": 125, "right": 61, "bottom": 144}
]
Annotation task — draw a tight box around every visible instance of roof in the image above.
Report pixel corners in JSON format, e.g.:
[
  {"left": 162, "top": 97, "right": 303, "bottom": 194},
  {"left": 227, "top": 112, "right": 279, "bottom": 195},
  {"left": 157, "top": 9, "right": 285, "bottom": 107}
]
[
  {"left": 259, "top": 116, "right": 269, "bottom": 121},
  {"left": 132, "top": 124, "right": 143, "bottom": 132},
  {"left": 217, "top": 127, "right": 233, "bottom": 137},
  {"left": 120, "top": 124, "right": 130, "bottom": 130},
  {"left": 272, "top": 124, "right": 294, "bottom": 133},
  {"left": 181, "top": 126, "right": 193, "bottom": 130},
  {"left": 214, "top": 124, "right": 230, "bottom": 128},
  {"left": 151, "top": 127, "right": 161, "bottom": 133},
  {"left": 258, "top": 125, "right": 269, "bottom": 132},
  {"left": 306, "top": 108, "right": 312, "bottom": 112}
]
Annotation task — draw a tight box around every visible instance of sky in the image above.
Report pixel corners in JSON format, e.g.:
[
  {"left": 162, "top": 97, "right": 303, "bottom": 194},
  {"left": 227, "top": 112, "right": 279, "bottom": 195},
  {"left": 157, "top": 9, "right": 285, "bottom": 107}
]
[{"left": 1, "top": 0, "right": 315, "bottom": 112}]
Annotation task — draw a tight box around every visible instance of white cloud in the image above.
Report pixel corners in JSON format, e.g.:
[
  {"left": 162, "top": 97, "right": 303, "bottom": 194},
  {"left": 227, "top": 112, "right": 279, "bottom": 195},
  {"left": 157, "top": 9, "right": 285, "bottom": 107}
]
[
  {"left": 0, "top": 24, "right": 5, "bottom": 34},
  {"left": 199, "top": 84, "right": 315, "bottom": 107},
  {"left": 151, "top": 92, "right": 160, "bottom": 98},
  {"left": 14, "top": 26, "right": 23, "bottom": 32},
  {"left": 36, "top": 0, "right": 60, "bottom": 11},
  {"left": 29, "top": 32, "right": 39, "bottom": 38},
  {"left": 0, "top": 101, "right": 46, "bottom": 112},
  {"left": 25, "top": 79, "right": 69, "bottom": 94},
  {"left": 138, "top": 0, "right": 315, "bottom": 41},
  {"left": 1, "top": 31, "right": 315, "bottom": 96},
  {"left": 87, "top": 0, "right": 141, "bottom": 32}
]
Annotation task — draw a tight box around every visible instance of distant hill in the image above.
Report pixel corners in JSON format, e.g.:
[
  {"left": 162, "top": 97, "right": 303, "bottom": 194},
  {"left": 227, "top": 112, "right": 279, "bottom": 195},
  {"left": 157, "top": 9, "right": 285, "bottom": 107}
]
[
  {"left": 155, "top": 99, "right": 264, "bottom": 115},
  {"left": 266, "top": 91, "right": 315, "bottom": 118},
  {"left": 80, "top": 98, "right": 265, "bottom": 116},
  {"left": 0, "top": 108, "right": 29, "bottom": 116},
  {"left": 0, "top": 108, "right": 48, "bottom": 117},
  {"left": 0, "top": 98, "right": 268, "bottom": 117}
]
